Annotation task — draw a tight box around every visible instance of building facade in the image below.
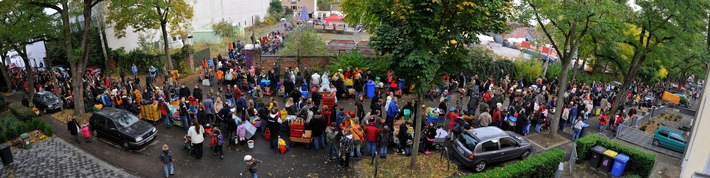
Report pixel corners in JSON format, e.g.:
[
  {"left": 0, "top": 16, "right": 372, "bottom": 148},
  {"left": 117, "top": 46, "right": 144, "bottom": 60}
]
[
  {"left": 281, "top": 0, "right": 317, "bottom": 19},
  {"left": 680, "top": 67, "right": 710, "bottom": 178}
]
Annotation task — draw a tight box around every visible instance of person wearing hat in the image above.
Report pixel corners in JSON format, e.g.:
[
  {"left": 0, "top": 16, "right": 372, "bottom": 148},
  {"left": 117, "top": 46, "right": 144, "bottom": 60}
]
[
  {"left": 159, "top": 144, "right": 175, "bottom": 177},
  {"left": 240, "top": 155, "right": 262, "bottom": 177}
]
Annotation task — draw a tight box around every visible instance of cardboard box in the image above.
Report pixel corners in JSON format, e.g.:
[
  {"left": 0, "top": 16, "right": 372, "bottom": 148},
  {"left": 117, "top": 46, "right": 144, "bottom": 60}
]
[{"left": 304, "top": 130, "right": 312, "bottom": 138}]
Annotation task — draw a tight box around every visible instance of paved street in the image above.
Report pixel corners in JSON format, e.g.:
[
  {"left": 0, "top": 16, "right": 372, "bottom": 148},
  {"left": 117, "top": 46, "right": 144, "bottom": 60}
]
[{"left": 0, "top": 137, "right": 134, "bottom": 178}]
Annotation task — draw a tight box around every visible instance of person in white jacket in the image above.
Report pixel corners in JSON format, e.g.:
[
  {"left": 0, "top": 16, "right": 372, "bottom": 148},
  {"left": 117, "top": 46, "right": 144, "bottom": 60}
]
[{"left": 187, "top": 123, "right": 205, "bottom": 159}]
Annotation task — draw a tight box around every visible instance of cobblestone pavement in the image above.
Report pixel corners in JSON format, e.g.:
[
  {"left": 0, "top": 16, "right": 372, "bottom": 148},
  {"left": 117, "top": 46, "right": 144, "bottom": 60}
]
[{"left": 0, "top": 137, "right": 135, "bottom": 178}]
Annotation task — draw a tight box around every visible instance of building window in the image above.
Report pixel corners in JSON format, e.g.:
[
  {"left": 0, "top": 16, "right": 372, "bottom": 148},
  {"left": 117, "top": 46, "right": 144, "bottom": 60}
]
[{"left": 172, "top": 37, "right": 177, "bottom": 41}]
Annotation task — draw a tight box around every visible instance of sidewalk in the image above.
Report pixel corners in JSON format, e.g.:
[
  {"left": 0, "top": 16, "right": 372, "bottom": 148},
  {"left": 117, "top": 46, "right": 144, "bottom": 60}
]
[{"left": 0, "top": 137, "right": 134, "bottom": 177}]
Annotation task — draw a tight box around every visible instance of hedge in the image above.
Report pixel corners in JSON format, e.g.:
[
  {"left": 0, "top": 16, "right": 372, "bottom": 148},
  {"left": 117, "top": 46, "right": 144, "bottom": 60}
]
[
  {"left": 469, "top": 148, "right": 565, "bottom": 178},
  {"left": 0, "top": 114, "right": 28, "bottom": 143},
  {"left": 27, "top": 118, "right": 54, "bottom": 137},
  {"left": 9, "top": 102, "right": 37, "bottom": 122},
  {"left": 0, "top": 96, "right": 8, "bottom": 111},
  {"left": 576, "top": 135, "right": 656, "bottom": 178}
]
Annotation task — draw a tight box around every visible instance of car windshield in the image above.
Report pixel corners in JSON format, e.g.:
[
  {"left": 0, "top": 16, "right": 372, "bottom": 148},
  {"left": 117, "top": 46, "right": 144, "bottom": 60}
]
[
  {"left": 115, "top": 114, "right": 139, "bottom": 128},
  {"left": 41, "top": 94, "right": 57, "bottom": 103},
  {"left": 460, "top": 132, "right": 479, "bottom": 151}
]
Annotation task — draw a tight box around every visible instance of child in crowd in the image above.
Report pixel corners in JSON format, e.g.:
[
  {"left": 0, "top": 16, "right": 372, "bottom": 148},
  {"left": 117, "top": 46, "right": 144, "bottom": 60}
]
[{"left": 81, "top": 123, "right": 91, "bottom": 143}]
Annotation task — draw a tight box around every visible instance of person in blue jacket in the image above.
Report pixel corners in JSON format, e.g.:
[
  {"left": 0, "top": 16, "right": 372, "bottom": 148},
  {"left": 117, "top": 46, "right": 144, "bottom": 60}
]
[{"left": 386, "top": 97, "right": 399, "bottom": 131}]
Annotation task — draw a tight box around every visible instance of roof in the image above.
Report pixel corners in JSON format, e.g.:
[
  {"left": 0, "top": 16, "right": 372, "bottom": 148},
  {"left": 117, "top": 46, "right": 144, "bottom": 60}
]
[
  {"left": 95, "top": 107, "right": 128, "bottom": 118},
  {"left": 325, "top": 15, "right": 344, "bottom": 21},
  {"left": 503, "top": 27, "right": 535, "bottom": 39},
  {"left": 469, "top": 126, "right": 507, "bottom": 141}
]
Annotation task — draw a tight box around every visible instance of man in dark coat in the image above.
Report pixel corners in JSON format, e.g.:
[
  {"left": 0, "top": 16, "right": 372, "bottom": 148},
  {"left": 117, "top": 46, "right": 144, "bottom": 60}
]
[
  {"left": 67, "top": 118, "right": 81, "bottom": 143},
  {"left": 192, "top": 85, "right": 203, "bottom": 101},
  {"left": 179, "top": 84, "right": 191, "bottom": 99}
]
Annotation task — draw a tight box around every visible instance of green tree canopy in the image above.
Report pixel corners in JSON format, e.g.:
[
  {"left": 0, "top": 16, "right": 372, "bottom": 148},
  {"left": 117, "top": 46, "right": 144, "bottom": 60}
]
[
  {"left": 212, "top": 20, "right": 237, "bottom": 41},
  {"left": 280, "top": 27, "right": 328, "bottom": 56}
]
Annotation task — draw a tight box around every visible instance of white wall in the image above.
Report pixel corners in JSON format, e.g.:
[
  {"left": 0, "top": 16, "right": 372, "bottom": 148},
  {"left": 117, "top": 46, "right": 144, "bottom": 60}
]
[{"left": 5, "top": 41, "right": 47, "bottom": 68}]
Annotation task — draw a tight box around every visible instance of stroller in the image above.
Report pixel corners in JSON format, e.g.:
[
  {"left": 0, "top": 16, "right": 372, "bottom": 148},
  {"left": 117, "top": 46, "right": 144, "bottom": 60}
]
[{"left": 183, "top": 135, "right": 194, "bottom": 155}]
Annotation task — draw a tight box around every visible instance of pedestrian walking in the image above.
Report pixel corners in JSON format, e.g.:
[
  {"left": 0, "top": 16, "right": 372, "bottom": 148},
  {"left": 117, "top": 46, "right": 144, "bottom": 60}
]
[
  {"left": 339, "top": 129, "right": 354, "bottom": 168},
  {"left": 240, "top": 155, "right": 262, "bottom": 178},
  {"left": 573, "top": 117, "right": 585, "bottom": 141},
  {"left": 67, "top": 117, "right": 81, "bottom": 143},
  {"left": 160, "top": 144, "right": 175, "bottom": 177}
]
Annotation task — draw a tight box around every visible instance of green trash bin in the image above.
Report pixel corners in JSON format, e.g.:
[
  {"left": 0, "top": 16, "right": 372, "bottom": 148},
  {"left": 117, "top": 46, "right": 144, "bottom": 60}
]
[{"left": 20, "top": 133, "right": 31, "bottom": 150}]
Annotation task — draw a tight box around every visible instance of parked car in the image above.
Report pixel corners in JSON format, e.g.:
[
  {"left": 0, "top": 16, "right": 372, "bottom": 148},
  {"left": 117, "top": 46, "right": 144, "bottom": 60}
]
[
  {"left": 33, "top": 91, "right": 64, "bottom": 113},
  {"left": 86, "top": 66, "right": 102, "bottom": 76},
  {"left": 652, "top": 126, "right": 687, "bottom": 153},
  {"left": 90, "top": 108, "right": 157, "bottom": 150},
  {"left": 452, "top": 126, "right": 533, "bottom": 172},
  {"left": 674, "top": 93, "right": 689, "bottom": 107}
]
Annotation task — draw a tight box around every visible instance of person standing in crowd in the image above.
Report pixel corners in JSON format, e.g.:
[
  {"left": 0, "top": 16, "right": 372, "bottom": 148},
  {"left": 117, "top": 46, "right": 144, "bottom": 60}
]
[
  {"left": 187, "top": 123, "right": 205, "bottom": 159},
  {"left": 267, "top": 109, "right": 281, "bottom": 150},
  {"left": 349, "top": 119, "right": 364, "bottom": 158},
  {"left": 377, "top": 126, "right": 392, "bottom": 158},
  {"left": 160, "top": 144, "right": 175, "bottom": 177},
  {"left": 131, "top": 63, "right": 138, "bottom": 79},
  {"left": 573, "top": 117, "right": 585, "bottom": 141},
  {"left": 363, "top": 120, "right": 380, "bottom": 156},
  {"left": 339, "top": 129, "right": 354, "bottom": 168},
  {"left": 326, "top": 123, "right": 340, "bottom": 161},
  {"left": 309, "top": 111, "right": 326, "bottom": 152}
]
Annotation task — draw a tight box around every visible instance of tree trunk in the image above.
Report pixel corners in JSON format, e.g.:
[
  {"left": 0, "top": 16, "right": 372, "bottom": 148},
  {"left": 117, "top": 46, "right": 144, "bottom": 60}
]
[
  {"left": 161, "top": 22, "right": 174, "bottom": 71},
  {"left": 549, "top": 55, "right": 573, "bottom": 136},
  {"left": 609, "top": 55, "right": 644, "bottom": 115},
  {"left": 0, "top": 53, "right": 13, "bottom": 92},
  {"left": 17, "top": 47, "right": 35, "bottom": 107},
  {"left": 410, "top": 94, "right": 422, "bottom": 168}
]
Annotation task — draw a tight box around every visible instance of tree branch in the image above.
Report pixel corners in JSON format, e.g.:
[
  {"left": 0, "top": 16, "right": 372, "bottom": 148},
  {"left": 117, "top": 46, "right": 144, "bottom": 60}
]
[{"left": 28, "top": 1, "right": 63, "bottom": 13}]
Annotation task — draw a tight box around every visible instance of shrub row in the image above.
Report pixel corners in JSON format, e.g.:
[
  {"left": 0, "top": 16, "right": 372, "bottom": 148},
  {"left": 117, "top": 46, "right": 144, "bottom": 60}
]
[
  {"left": 470, "top": 148, "right": 565, "bottom": 178},
  {"left": 9, "top": 102, "right": 37, "bottom": 122},
  {"left": 0, "top": 96, "right": 8, "bottom": 111},
  {"left": 576, "top": 135, "right": 656, "bottom": 178}
]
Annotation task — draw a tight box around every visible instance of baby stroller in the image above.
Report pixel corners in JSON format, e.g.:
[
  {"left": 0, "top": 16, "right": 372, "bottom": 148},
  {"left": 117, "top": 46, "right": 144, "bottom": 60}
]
[
  {"left": 183, "top": 135, "right": 194, "bottom": 155},
  {"left": 432, "top": 137, "right": 447, "bottom": 150}
]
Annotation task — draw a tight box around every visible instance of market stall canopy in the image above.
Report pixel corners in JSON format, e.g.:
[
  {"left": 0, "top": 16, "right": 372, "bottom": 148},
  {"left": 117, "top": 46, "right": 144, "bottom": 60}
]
[{"left": 325, "top": 15, "right": 344, "bottom": 25}]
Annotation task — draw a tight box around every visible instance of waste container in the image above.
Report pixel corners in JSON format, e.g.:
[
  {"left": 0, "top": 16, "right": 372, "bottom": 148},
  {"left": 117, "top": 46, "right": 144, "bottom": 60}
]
[
  {"left": 20, "top": 133, "right": 31, "bottom": 150},
  {"left": 611, "top": 154, "right": 630, "bottom": 177},
  {"left": 366, "top": 80, "right": 376, "bottom": 99},
  {"left": 599, "top": 150, "right": 618, "bottom": 172},
  {"left": 375, "top": 76, "right": 380, "bottom": 83},
  {"left": 0, "top": 143, "right": 12, "bottom": 166},
  {"left": 589, "top": 146, "right": 607, "bottom": 169}
]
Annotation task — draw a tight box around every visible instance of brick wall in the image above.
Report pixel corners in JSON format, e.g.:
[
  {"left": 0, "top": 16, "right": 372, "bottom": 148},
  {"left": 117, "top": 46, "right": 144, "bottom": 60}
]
[{"left": 251, "top": 55, "right": 334, "bottom": 71}]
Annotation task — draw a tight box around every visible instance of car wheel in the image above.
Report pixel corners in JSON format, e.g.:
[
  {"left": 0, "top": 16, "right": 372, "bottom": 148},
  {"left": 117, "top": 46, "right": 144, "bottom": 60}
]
[
  {"left": 434, "top": 144, "right": 441, "bottom": 150},
  {"left": 474, "top": 161, "right": 487, "bottom": 172},
  {"left": 521, "top": 149, "right": 531, "bottom": 159},
  {"left": 121, "top": 141, "right": 129, "bottom": 150},
  {"left": 652, "top": 139, "right": 659, "bottom": 146},
  {"left": 92, "top": 129, "right": 99, "bottom": 138}
]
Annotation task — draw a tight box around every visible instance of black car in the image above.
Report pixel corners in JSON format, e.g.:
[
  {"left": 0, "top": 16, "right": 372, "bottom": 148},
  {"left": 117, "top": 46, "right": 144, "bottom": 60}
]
[
  {"left": 33, "top": 91, "right": 64, "bottom": 113},
  {"left": 90, "top": 108, "right": 157, "bottom": 150}
]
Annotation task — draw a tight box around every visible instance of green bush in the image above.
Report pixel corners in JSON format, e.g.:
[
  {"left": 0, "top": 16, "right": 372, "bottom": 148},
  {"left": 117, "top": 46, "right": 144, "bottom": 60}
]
[
  {"left": 328, "top": 52, "right": 389, "bottom": 78},
  {"left": 514, "top": 60, "right": 544, "bottom": 82},
  {"left": 0, "top": 114, "right": 28, "bottom": 143},
  {"left": 576, "top": 135, "right": 656, "bottom": 178},
  {"left": 470, "top": 148, "right": 565, "bottom": 178},
  {"left": 0, "top": 96, "right": 8, "bottom": 111},
  {"left": 27, "top": 118, "right": 53, "bottom": 137},
  {"left": 9, "top": 102, "right": 37, "bottom": 122}
]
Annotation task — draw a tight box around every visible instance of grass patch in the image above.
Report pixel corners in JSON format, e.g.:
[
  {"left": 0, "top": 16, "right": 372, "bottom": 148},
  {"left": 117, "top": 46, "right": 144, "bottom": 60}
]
[{"left": 356, "top": 152, "right": 465, "bottom": 178}]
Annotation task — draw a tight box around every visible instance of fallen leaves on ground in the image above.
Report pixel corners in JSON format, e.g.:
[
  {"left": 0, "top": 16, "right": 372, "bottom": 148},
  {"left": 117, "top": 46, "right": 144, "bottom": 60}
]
[
  {"left": 526, "top": 131, "right": 568, "bottom": 149},
  {"left": 355, "top": 152, "right": 465, "bottom": 178}
]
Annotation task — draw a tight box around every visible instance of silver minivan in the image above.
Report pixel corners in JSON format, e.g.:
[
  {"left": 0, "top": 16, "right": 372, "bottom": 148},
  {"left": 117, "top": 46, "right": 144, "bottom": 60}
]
[{"left": 452, "top": 126, "right": 533, "bottom": 172}]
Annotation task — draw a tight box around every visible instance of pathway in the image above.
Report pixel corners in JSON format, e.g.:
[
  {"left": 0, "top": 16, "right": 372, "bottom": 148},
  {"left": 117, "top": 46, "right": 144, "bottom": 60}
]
[{"left": 0, "top": 137, "right": 135, "bottom": 178}]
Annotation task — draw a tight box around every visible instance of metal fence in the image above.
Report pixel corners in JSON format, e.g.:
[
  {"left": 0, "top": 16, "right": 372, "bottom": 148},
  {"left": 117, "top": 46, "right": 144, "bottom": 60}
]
[{"left": 569, "top": 142, "right": 577, "bottom": 174}]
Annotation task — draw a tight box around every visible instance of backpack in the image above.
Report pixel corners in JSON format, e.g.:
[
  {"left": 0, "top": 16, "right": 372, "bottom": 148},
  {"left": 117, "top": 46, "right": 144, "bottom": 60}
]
[{"left": 217, "top": 135, "right": 224, "bottom": 145}]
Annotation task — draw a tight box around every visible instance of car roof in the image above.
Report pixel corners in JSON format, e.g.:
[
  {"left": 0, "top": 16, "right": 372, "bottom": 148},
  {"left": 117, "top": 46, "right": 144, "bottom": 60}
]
[
  {"left": 468, "top": 126, "right": 507, "bottom": 141},
  {"left": 658, "top": 126, "right": 683, "bottom": 134},
  {"left": 36, "top": 91, "right": 53, "bottom": 95},
  {"left": 94, "top": 108, "right": 128, "bottom": 119}
]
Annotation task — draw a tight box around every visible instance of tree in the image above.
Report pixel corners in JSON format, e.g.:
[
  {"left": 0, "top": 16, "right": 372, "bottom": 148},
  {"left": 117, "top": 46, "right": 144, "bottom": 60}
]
[
  {"left": 519, "top": 0, "right": 626, "bottom": 136},
  {"left": 343, "top": 0, "right": 512, "bottom": 168},
  {"left": 280, "top": 27, "right": 328, "bottom": 68},
  {"left": 606, "top": 0, "right": 709, "bottom": 114},
  {"left": 268, "top": 0, "right": 284, "bottom": 18},
  {"left": 106, "top": 0, "right": 194, "bottom": 72},
  {"left": 212, "top": 20, "right": 237, "bottom": 41},
  {"left": 0, "top": 0, "right": 55, "bottom": 105},
  {"left": 30, "top": 0, "right": 103, "bottom": 115}
]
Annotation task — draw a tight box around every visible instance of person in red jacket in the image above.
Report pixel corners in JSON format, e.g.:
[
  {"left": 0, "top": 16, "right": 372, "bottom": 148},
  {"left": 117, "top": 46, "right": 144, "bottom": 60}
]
[
  {"left": 363, "top": 121, "right": 380, "bottom": 156},
  {"left": 598, "top": 113, "right": 608, "bottom": 132},
  {"left": 491, "top": 105, "right": 502, "bottom": 128},
  {"left": 158, "top": 99, "right": 170, "bottom": 129},
  {"left": 448, "top": 109, "right": 459, "bottom": 131}
]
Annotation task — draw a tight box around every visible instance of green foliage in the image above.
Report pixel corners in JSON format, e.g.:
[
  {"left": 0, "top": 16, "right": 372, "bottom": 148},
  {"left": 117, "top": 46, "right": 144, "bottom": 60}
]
[
  {"left": 212, "top": 20, "right": 238, "bottom": 41},
  {"left": 327, "top": 52, "right": 389, "bottom": 78},
  {"left": 106, "top": 0, "right": 194, "bottom": 38},
  {"left": 515, "top": 60, "right": 543, "bottom": 82},
  {"left": 576, "top": 135, "right": 656, "bottom": 178},
  {"left": 46, "top": 27, "right": 107, "bottom": 68},
  {"left": 469, "top": 48, "right": 517, "bottom": 83},
  {"left": 0, "top": 96, "right": 8, "bottom": 112},
  {"left": 27, "top": 118, "right": 53, "bottom": 137},
  {"left": 268, "top": 0, "right": 284, "bottom": 18},
  {"left": 0, "top": 113, "right": 28, "bottom": 143},
  {"left": 9, "top": 102, "right": 37, "bottom": 122},
  {"left": 281, "top": 27, "right": 328, "bottom": 56},
  {"left": 470, "top": 148, "right": 565, "bottom": 178}
]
